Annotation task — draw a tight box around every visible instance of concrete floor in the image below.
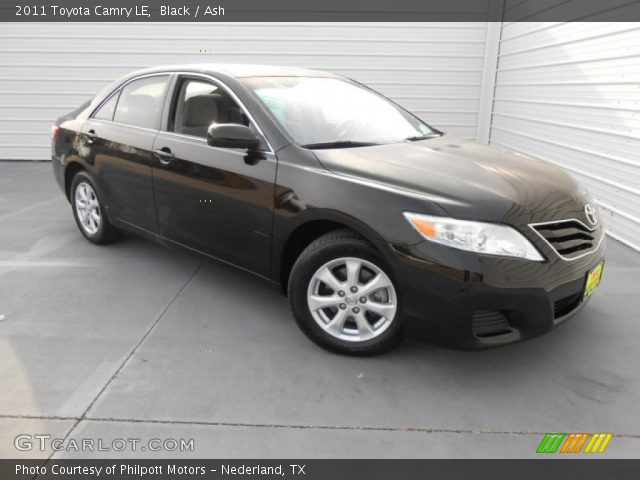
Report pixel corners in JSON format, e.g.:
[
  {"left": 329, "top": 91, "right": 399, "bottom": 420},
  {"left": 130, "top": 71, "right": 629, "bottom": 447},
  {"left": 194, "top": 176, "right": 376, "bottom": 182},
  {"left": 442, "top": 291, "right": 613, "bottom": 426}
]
[{"left": 1, "top": 161, "right": 639, "bottom": 459}]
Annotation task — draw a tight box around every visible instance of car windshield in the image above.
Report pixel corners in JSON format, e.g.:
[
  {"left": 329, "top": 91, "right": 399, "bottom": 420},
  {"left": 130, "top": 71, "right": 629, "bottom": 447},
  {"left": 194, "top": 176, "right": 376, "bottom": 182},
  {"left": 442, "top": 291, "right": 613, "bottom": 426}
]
[{"left": 241, "top": 76, "right": 439, "bottom": 148}]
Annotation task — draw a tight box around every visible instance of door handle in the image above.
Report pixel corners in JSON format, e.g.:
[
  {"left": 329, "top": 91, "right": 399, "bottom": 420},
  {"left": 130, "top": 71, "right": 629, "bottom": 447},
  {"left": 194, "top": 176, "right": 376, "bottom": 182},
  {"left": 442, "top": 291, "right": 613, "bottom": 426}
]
[
  {"left": 84, "top": 129, "right": 98, "bottom": 143},
  {"left": 153, "top": 148, "right": 175, "bottom": 165}
]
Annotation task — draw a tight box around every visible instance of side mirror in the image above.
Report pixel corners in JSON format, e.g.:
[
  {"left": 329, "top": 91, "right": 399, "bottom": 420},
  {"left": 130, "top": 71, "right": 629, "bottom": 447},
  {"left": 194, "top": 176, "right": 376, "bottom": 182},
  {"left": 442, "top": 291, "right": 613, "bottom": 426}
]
[{"left": 207, "top": 123, "right": 260, "bottom": 150}]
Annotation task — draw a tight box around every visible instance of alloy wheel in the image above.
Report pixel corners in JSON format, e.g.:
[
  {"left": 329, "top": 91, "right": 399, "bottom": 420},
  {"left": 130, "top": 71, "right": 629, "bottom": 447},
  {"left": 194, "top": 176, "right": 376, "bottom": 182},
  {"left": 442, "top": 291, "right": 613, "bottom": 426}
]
[
  {"left": 306, "top": 257, "right": 397, "bottom": 342},
  {"left": 74, "top": 182, "right": 101, "bottom": 235}
]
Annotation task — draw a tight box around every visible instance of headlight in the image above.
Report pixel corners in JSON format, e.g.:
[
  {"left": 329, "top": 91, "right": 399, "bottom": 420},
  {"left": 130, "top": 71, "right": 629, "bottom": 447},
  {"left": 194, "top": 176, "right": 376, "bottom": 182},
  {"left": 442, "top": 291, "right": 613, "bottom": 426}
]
[{"left": 403, "top": 212, "right": 544, "bottom": 261}]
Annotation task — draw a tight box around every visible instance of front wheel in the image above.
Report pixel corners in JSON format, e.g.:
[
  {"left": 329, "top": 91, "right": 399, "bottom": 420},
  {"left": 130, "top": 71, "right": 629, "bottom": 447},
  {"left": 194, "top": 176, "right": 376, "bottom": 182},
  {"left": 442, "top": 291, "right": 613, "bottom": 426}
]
[{"left": 288, "top": 230, "right": 403, "bottom": 355}]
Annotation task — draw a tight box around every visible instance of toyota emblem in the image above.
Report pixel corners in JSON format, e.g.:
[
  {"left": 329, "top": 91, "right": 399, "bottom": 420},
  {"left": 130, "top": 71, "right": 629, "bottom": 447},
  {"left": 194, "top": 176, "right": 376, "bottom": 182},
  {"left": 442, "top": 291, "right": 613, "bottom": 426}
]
[{"left": 584, "top": 204, "right": 598, "bottom": 226}]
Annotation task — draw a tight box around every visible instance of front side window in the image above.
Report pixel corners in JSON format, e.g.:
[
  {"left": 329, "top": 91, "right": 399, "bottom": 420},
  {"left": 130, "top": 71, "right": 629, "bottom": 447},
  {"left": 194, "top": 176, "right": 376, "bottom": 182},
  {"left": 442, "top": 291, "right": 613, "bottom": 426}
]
[
  {"left": 241, "top": 76, "right": 436, "bottom": 147},
  {"left": 171, "top": 78, "right": 250, "bottom": 138},
  {"left": 113, "top": 75, "right": 170, "bottom": 129}
]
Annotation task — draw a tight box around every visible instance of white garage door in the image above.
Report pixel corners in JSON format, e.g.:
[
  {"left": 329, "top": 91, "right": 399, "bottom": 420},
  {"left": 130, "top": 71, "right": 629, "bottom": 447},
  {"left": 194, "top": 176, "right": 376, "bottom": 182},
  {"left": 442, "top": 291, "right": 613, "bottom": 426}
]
[
  {"left": 0, "top": 22, "right": 488, "bottom": 160},
  {"left": 490, "top": 22, "right": 640, "bottom": 251}
]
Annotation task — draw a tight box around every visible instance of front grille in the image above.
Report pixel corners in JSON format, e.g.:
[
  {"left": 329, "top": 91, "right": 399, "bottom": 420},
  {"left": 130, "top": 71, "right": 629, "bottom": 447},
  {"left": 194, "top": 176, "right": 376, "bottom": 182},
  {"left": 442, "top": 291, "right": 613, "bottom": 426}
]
[
  {"left": 531, "top": 219, "right": 598, "bottom": 259},
  {"left": 472, "top": 310, "right": 512, "bottom": 338},
  {"left": 554, "top": 292, "right": 582, "bottom": 319}
]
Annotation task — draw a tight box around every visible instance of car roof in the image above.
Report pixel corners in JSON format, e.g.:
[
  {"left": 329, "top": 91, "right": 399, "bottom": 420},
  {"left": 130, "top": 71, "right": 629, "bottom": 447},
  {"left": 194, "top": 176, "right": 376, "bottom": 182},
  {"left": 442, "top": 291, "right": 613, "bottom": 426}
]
[{"left": 127, "top": 64, "right": 341, "bottom": 79}]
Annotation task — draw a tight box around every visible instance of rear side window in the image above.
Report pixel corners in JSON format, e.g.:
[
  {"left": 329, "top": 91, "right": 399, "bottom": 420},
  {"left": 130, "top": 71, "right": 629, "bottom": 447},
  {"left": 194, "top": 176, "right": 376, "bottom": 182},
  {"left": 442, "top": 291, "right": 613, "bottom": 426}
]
[
  {"left": 113, "top": 75, "right": 170, "bottom": 129},
  {"left": 93, "top": 92, "right": 119, "bottom": 121}
]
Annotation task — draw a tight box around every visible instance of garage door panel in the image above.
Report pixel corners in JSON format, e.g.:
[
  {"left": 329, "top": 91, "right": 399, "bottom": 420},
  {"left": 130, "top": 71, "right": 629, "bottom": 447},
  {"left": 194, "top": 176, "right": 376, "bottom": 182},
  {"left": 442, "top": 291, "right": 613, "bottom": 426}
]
[
  {"left": 0, "top": 39, "right": 487, "bottom": 58},
  {"left": 498, "top": 26, "right": 640, "bottom": 68},
  {"left": 342, "top": 69, "right": 482, "bottom": 84},
  {"left": 0, "top": 53, "right": 486, "bottom": 71},
  {"left": 492, "top": 100, "right": 640, "bottom": 133},
  {"left": 0, "top": 23, "right": 488, "bottom": 160},
  {"left": 496, "top": 58, "right": 640, "bottom": 84},
  {"left": 490, "top": 111, "right": 640, "bottom": 146},
  {"left": 492, "top": 116, "right": 638, "bottom": 158},
  {"left": 0, "top": 66, "right": 138, "bottom": 81},
  {"left": 0, "top": 94, "right": 93, "bottom": 108},
  {"left": 0, "top": 146, "right": 49, "bottom": 160},
  {"left": 494, "top": 84, "right": 640, "bottom": 102},
  {"left": 499, "top": 22, "right": 638, "bottom": 54},
  {"left": 0, "top": 22, "right": 488, "bottom": 42},
  {"left": 1, "top": 120, "right": 57, "bottom": 134},
  {"left": 0, "top": 80, "right": 107, "bottom": 96},
  {"left": 491, "top": 127, "right": 640, "bottom": 190}
]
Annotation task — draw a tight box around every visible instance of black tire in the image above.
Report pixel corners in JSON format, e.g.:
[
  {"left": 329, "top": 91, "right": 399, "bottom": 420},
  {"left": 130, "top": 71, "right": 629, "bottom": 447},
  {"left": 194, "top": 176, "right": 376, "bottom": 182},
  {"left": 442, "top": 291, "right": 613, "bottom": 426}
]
[
  {"left": 288, "top": 229, "right": 403, "bottom": 356},
  {"left": 70, "top": 171, "right": 121, "bottom": 245}
]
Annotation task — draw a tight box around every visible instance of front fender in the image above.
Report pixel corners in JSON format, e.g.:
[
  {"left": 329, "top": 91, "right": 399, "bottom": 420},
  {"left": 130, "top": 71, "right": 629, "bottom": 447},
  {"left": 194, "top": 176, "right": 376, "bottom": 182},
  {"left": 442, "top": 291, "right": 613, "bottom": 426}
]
[{"left": 269, "top": 144, "right": 450, "bottom": 282}]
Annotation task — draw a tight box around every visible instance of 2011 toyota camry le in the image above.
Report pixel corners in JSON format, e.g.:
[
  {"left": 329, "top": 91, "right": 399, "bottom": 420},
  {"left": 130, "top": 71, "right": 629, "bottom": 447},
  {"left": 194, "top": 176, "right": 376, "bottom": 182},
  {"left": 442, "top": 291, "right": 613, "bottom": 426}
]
[{"left": 51, "top": 64, "right": 605, "bottom": 355}]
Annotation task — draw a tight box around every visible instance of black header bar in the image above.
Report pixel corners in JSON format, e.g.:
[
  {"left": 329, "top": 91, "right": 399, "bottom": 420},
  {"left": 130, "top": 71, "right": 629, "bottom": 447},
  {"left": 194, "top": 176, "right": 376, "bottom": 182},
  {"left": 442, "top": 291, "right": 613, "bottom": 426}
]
[{"left": 3, "top": 0, "right": 640, "bottom": 22}]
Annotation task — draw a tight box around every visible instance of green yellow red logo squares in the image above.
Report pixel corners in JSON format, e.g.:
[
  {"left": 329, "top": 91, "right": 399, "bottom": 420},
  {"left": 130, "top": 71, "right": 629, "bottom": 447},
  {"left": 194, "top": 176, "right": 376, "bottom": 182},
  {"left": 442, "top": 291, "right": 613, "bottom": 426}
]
[{"left": 537, "top": 433, "right": 613, "bottom": 454}]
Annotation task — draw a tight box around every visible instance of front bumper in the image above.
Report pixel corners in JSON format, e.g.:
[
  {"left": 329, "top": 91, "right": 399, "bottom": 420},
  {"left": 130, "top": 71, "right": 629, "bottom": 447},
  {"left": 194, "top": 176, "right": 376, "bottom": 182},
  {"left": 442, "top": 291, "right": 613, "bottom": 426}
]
[{"left": 382, "top": 236, "right": 605, "bottom": 350}]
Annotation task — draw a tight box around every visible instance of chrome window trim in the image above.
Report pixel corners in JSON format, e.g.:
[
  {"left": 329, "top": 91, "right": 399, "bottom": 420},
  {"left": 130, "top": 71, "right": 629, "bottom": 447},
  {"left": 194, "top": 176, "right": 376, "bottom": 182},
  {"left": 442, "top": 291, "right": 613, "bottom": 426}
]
[
  {"left": 90, "top": 90, "right": 121, "bottom": 120},
  {"left": 91, "top": 89, "right": 121, "bottom": 122},
  {"left": 528, "top": 218, "right": 604, "bottom": 262},
  {"left": 90, "top": 70, "right": 275, "bottom": 155},
  {"left": 87, "top": 117, "right": 163, "bottom": 135}
]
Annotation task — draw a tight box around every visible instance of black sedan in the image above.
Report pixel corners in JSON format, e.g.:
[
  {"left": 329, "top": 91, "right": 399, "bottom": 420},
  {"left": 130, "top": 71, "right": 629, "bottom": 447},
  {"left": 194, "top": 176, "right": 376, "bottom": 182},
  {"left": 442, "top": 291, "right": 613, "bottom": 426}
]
[{"left": 51, "top": 64, "right": 605, "bottom": 355}]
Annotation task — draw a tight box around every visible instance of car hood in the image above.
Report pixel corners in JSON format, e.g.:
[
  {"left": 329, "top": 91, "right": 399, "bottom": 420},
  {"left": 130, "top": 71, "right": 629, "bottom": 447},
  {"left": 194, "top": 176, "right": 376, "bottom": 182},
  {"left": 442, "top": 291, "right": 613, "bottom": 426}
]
[{"left": 312, "top": 135, "right": 588, "bottom": 224}]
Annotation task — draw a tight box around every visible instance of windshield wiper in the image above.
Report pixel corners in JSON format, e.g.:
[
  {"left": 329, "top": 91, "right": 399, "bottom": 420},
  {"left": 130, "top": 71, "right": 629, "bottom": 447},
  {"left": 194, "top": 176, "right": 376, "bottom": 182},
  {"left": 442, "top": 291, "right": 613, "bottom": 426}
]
[
  {"left": 300, "top": 140, "right": 380, "bottom": 149},
  {"left": 405, "top": 133, "right": 443, "bottom": 142}
]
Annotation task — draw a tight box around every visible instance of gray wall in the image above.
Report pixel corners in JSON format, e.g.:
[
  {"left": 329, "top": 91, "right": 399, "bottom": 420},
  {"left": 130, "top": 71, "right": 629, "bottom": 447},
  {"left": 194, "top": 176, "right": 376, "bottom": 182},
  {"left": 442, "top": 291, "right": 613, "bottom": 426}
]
[{"left": 0, "top": 22, "right": 488, "bottom": 160}]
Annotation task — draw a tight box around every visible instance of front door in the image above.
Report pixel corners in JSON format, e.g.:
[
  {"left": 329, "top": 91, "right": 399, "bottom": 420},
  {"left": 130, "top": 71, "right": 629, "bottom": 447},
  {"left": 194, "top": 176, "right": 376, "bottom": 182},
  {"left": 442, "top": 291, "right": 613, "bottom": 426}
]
[{"left": 151, "top": 76, "right": 277, "bottom": 276}]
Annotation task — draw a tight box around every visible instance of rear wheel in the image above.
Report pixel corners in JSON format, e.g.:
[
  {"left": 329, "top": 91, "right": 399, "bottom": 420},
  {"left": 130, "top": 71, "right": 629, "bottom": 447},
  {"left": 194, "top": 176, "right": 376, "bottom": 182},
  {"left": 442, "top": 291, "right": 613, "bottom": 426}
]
[
  {"left": 70, "top": 171, "right": 121, "bottom": 244},
  {"left": 288, "top": 229, "right": 403, "bottom": 355}
]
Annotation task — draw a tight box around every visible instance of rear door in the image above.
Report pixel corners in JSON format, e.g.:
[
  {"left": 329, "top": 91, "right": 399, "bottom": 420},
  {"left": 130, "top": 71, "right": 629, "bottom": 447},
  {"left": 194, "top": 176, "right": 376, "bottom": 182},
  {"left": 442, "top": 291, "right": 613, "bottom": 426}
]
[
  {"left": 151, "top": 75, "right": 277, "bottom": 275},
  {"left": 81, "top": 74, "right": 171, "bottom": 233}
]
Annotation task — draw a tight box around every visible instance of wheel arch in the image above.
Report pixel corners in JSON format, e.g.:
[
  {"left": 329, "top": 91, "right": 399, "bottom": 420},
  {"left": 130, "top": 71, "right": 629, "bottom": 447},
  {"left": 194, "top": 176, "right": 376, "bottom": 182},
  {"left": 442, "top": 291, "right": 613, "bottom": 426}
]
[
  {"left": 64, "top": 161, "right": 86, "bottom": 200},
  {"left": 274, "top": 211, "right": 391, "bottom": 293}
]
